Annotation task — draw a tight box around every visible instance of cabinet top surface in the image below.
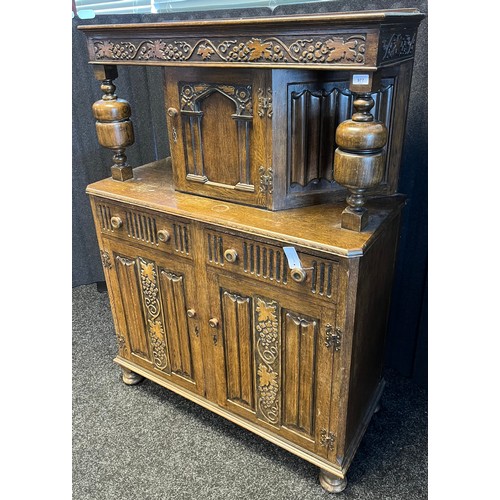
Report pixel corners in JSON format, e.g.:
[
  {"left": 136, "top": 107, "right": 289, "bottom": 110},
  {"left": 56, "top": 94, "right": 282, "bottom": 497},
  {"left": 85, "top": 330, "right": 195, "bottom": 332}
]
[
  {"left": 78, "top": 9, "right": 424, "bottom": 31},
  {"left": 87, "top": 159, "right": 404, "bottom": 257}
]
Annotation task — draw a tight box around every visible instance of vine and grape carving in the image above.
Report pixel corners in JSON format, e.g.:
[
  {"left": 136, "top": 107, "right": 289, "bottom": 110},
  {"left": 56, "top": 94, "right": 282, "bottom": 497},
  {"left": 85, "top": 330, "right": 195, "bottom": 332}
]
[
  {"left": 380, "top": 31, "right": 416, "bottom": 61},
  {"left": 139, "top": 258, "right": 168, "bottom": 371},
  {"left": 93, "top": 34, "right": 366, "bottom": 65},
  {"left": 255, "top": 297, "right": 280, "bottom": 425}
]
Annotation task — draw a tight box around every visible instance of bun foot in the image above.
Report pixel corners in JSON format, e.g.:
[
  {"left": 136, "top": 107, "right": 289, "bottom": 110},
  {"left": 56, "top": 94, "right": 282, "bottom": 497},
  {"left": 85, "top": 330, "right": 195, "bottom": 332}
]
[
  {"left": 319, "top": 469, "right": 347, "bottom": 493},
  {"left": 121, "top": 367, "right": 144, "bottom": 385}
]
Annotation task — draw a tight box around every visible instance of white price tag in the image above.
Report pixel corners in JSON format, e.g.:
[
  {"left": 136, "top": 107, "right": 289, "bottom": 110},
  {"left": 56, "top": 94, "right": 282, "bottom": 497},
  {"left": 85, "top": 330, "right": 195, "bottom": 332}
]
[
  {"left": 283, "top": 247, "right": 303, "bottom": 270},
  {"left": 352, "top": 74, "right": 370, "bottom": 85}
]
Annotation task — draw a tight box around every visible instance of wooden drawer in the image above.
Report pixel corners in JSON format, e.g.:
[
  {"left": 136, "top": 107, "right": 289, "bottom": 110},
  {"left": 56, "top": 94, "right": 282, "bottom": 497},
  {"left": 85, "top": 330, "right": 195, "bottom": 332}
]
[
  {"left": 204, "top": 227, "right": 340, "bottom": 304},
  {"left": 92, "top": 199, "right": 192, "bottom": 260}
]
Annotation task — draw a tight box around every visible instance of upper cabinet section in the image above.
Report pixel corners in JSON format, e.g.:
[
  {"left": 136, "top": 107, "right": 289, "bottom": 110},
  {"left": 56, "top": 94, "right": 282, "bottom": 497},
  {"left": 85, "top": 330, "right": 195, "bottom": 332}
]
[
  {"left": 78, "top": 9, "right": 424, "bottom": 71},
  {"left": 79, "top": 10, "right": 424, "bottom": 213}
]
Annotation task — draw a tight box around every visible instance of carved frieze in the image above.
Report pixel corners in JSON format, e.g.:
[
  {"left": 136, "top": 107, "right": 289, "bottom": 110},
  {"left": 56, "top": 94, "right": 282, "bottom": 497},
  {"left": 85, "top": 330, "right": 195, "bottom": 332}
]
[
  {"left": 92, "top": 35, "right": 366, "bottom": 66},
  {"left": 380, "top": 29, "right": 417, "bottom": 62},
  {"left": 255, "top": 297, "right": 280, "bottom": 425}
]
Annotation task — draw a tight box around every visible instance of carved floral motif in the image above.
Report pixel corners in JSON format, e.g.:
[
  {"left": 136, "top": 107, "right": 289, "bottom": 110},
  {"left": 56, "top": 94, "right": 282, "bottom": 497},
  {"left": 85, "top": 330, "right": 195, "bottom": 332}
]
[
  {"left": 325, "top": 324, "right": 341, "bottom": 351},
  {"left": 100, "top": 250, "right": 112, "bottom": 269},
  {"left": 139, "top": 258, "right": 168, "bottom": 370},
  {"left": 259, "top": 166, "right": 273, "bottom": 195},
  {"left": 93, "top": 34, "right": 366, "bottom": 65},
  {"left": 320, "top": 429, "right": 335, "bottom": 450},
  {"left": 116, "top": 333, "right": 127, "bottom": 355},
  {"left": 257, "top": 87, "right": 272, "bottom": 118},
  {"left": 255, "top": 297, "right": 280, "bottom": 425}
]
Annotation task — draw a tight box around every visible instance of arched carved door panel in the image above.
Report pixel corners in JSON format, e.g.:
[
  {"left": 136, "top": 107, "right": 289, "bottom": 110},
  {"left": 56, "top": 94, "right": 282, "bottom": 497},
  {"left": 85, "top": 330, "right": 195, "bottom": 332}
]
[{"left": 165, "top": 67, "right": 269, "bottom": 207}]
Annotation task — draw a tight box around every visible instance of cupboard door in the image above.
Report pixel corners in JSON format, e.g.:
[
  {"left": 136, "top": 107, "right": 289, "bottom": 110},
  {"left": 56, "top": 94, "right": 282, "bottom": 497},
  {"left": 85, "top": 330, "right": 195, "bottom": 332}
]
[
  {"left": 209, "top": 272, "right": 339, "bottom": 455},
  {"left": 102, "top": 238, "right": 205, "bottom": 396},
  {"left": 165, "top": 68, "right": 269, "bottom": 207}
]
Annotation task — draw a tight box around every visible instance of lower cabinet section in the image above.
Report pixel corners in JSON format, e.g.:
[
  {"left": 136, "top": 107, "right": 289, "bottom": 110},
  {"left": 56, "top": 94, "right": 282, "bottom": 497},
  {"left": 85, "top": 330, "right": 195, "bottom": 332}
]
[
  {"left": 99, "top": 229, "right": 344, "bottom": 461},
  {"left": 91, "top": 200, "right": 399, "bottom": 492}
]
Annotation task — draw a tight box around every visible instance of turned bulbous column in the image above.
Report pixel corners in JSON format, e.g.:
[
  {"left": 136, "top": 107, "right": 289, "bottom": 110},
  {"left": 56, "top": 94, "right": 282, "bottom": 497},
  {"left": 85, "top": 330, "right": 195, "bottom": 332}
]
[
  {"left": 92, "top": 65, "right": 135, "bottom": 181},
  {"left": 334, "top": 93, "right": 388, "bottom": 231}
]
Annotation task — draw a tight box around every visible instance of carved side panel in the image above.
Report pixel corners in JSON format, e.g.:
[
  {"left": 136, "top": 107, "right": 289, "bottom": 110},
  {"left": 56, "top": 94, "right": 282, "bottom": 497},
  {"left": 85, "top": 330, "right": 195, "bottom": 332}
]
[
  {"left": 254, "top": 297, "right": 281, "bottom": 426},
  {"left": 179, "top": 82, "right": 253, "bottom": 188},
  {"left": 158, "top": 268, "right": 194, "bottom": 381},
  {"left": 282, "top": 311, "right": 318, "bottom": 437},
  {"left": 287, "top": 79, "right": 394, "bottom": 192},
  {"left": 290, "top": 88, "right": 338, "bottom": 187},
  {"left": 221, "top": 290, "right": 255, "bottom": 410},
  {"left": 114, "top": 255, "right": 150, "bottom": 360}
]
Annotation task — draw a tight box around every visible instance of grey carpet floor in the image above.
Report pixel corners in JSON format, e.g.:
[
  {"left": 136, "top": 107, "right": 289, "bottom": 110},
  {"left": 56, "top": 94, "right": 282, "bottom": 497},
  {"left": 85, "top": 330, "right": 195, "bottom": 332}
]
[{"left": 73, "top": 284, "right": 427, "bottom": 500}]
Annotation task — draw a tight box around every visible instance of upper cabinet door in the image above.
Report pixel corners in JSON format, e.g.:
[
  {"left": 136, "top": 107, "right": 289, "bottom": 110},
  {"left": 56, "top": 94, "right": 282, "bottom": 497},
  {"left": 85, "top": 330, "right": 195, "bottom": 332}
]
[{"left": 165, "top": 68, "right": 270, "bottom": 208}]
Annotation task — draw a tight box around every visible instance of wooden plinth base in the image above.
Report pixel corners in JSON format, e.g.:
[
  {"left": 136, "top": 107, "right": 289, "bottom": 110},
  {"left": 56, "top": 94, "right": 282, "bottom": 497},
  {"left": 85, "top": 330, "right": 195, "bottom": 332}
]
[
  {"left": 341, "top": 207, "right": 368, "bottom": 232},
  {"left": 319, "top": 469, "right": 347, "bottom": 493},
  {"left": 111, "top": 165, "right": 133, "bottom": 181}
]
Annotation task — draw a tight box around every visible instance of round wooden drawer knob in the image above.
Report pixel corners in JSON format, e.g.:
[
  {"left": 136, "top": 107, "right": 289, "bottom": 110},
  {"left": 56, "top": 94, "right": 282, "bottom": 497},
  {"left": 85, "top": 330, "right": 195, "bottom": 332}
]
[
  {"left": 187, "top": 309, "right": 196, "bottom": 318},
  {"left": 110, "top": 216, "right": 123, "bottom": 229},
  {"left": 209, "top": 318, "right": 219, "bottom": 328},
  {"left": 224, "top": 249, "right": 238, "bottom": 263},
  {"left": 290, "top": 267, "right": 307, "bottom": 283},
  {"left": 157, "top": 229, "right": 171, "bottom": 243},
  {"left": 167, "top": 107, "right": 179, "bottom": 118}
]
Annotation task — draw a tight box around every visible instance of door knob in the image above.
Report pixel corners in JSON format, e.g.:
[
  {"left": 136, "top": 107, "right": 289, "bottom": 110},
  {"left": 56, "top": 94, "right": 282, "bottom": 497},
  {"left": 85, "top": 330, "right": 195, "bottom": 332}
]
[
  {"left": 110, "top": 216, "right": 122, "bottom": 229},
  {"left": 209, "top": 318, "right": 219, "bottom": 328},
  {"left": 187, "top": 308, "right": 196, "bottom": 318},
  {"left": 224, "top": 249, "right": 238, "bottom": 263},
  {"left": 167, "top": 107, "right": 179, "bottom": 118},
  {"left": 157, "top": 229, "right": 170, "bottom": 243},
  {"left": 290, "top": 267, "right": 307, "bottom": 283}
]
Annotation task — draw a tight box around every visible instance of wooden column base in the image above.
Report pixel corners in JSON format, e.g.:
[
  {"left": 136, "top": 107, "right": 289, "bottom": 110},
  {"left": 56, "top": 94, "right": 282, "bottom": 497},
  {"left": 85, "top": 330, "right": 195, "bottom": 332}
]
[
  {"left": 341, "top": 207, "right": 368, "bottom": 232},
  {"left": 111, "top": 165, "right": 133, "bottom": 181},
  {"left": 121, "top": 367, "right": 144, "bottom": 385},
  {"left": 319, "top": 469, "right": 347, "bottom": 493}
]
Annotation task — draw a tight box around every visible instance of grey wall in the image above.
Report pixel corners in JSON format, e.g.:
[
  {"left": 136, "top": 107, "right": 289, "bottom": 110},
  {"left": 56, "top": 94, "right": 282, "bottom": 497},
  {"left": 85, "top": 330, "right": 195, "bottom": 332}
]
[{"left": 72, "top": 0, "right": 427, "bottom": 385}]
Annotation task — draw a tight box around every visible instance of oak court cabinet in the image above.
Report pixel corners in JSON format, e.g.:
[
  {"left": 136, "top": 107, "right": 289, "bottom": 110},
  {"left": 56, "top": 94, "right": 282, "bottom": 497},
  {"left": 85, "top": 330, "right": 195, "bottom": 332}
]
[{"left": 79, "top": 8, "right": 425, "bottom": 493}]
